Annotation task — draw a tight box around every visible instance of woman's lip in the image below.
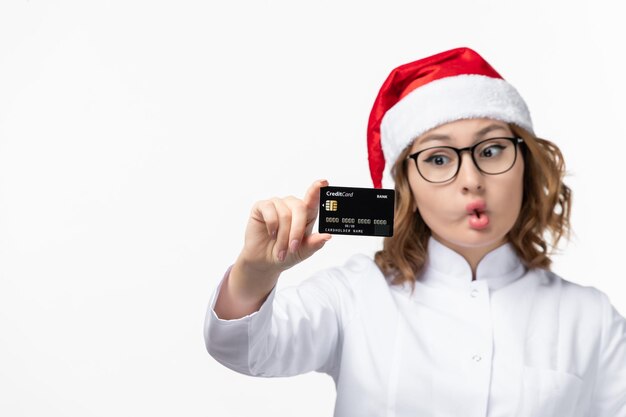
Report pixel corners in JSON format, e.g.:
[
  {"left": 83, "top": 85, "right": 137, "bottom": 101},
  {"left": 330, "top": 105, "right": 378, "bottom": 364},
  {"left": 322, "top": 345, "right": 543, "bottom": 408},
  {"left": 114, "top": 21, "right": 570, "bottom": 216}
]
[
  {"left": 468, "top": 212, "right": 490, "bottom": 229},
  {"left": 465, "top": 200, "right": 487, "bottom": 214},
  {"left": 466, "top": 200, "right": 489, "bottom": 229}
]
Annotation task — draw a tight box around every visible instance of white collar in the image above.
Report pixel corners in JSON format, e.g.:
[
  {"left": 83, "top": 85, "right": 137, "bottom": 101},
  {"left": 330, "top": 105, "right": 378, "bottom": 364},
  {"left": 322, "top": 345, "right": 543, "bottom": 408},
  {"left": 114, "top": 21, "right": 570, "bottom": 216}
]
[{"left": 418, "top": 236, "right": 526, "bottom": 292}]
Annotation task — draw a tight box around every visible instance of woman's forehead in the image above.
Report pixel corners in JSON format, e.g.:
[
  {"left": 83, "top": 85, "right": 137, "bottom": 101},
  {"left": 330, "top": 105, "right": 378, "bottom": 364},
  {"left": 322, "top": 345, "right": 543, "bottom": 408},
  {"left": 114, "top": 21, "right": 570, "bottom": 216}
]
[{"left": 412, "top": 119, "right": 512, "bottom": 148}]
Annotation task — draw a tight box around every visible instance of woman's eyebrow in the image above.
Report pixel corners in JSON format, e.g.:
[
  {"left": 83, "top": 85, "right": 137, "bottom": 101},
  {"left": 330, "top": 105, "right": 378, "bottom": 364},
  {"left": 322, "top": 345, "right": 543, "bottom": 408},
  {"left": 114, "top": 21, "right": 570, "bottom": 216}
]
[
  {"left": 475, "top": 124, "right": 510, "bottom": 137},
  {"left": 418, "top": 133, "right": 452, "bottom": 144},
  {"left": 416, "top": 124, "right": 509, "bottom": 145}
]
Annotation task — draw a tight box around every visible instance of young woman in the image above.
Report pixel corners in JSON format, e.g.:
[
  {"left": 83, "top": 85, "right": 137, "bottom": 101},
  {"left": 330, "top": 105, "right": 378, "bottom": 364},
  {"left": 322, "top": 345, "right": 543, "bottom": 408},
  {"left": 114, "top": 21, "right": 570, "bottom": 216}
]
[{"left": 204, "top": 47, "right": 626, "bottom": 417}]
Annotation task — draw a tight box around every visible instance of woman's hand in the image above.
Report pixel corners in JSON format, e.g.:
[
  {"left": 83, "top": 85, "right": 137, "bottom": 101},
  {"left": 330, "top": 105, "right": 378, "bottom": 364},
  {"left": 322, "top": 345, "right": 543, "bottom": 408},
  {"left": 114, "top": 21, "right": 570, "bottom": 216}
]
[
  {"left": 214, "top": 180, "right": 332, "bottom": 319},
  {"left": 238, "top": 179, "right": 332, "bottom": 276}
]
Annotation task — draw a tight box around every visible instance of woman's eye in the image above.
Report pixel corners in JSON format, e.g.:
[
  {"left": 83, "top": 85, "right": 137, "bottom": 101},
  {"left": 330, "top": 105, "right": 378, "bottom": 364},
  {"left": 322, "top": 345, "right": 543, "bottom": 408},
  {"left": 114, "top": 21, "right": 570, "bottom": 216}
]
[
  {"left": 480, "top": 145, "right": 504, "bottom": 158},
  {"left": 424, "top": 154, "right": 451, "bottom": 166}
]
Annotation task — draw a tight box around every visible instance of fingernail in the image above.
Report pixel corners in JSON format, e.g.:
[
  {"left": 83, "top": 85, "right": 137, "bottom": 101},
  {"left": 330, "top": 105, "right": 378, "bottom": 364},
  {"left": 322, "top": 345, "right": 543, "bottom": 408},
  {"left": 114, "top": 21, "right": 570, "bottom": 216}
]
[
  {"left": 270, "top": 230, "right": 277, "bottom": 239},
  {"left": 289, "top": 239, "right": 299, "bottom": 253},
  {"left": 278, "top": 250, "right": 286, "bottom": 262}
]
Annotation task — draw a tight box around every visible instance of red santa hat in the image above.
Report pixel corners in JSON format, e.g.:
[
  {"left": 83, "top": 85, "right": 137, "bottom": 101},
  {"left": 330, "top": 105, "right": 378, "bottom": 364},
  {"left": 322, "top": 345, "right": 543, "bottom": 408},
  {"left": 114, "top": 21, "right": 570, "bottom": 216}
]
[{"left": 367, "top": 47, "right": 534, "bottom": 188}]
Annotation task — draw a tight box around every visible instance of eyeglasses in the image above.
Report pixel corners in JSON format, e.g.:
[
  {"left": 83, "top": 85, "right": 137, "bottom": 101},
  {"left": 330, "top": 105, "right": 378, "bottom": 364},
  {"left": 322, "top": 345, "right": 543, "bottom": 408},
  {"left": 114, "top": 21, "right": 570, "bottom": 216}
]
[{"left": 406, "top": 137, "right": 524, "bottom": 183}]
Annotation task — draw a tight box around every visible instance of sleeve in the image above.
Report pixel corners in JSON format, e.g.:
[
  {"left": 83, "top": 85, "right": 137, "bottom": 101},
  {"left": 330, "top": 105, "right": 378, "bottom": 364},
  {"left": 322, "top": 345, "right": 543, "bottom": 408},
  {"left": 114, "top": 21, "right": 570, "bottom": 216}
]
[
  {"left": 590, "top": 290, "right": 626, "bottom": 417},
  {"left": 203, "top": 259, "right": 361, "bottom": 378}
]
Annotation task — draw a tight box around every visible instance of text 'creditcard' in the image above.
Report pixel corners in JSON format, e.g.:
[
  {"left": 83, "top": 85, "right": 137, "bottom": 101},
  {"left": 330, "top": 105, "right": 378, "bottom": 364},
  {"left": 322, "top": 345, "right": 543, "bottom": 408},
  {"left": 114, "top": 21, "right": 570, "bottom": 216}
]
[{"left": 318, "top": 186, "right": 395, "bottom": 237}]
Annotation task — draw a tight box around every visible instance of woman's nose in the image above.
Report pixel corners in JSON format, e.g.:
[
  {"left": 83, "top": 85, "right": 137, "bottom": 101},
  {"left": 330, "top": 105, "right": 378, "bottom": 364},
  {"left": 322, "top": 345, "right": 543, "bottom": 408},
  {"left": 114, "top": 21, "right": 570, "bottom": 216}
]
[{"left": 457, "top": 152, "right": 485, "bottom": 193}]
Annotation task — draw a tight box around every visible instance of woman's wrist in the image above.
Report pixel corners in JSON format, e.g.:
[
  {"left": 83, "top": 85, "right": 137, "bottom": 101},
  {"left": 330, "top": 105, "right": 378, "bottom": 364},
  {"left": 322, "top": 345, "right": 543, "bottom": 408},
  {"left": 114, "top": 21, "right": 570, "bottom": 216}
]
[{"left": 230, "top": 257, "right": 280, "bottom": 302}]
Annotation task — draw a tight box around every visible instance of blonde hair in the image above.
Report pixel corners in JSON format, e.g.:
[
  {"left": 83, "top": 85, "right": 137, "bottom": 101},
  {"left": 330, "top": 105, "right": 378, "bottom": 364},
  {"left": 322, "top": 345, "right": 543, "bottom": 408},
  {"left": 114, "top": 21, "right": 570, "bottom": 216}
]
[{"left": 374, "top": 124, "right": 572, "bottom": 289}]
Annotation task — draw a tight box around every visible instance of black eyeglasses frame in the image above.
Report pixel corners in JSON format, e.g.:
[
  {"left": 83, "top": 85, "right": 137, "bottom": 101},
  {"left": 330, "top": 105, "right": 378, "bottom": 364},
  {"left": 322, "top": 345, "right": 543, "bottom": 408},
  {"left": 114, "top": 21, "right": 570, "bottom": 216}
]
[{"left": 405, "top": 137, "right": 525, "bottom": 183}]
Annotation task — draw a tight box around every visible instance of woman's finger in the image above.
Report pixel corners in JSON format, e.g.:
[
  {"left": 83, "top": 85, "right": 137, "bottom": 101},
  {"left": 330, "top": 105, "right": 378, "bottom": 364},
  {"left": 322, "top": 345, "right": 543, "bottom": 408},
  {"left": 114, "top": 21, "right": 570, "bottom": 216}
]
[
  {"left": 283, "top": 196, "right": 308, "bottom": 254},
  {"left": 251, "top": 199, "right": 279, "bottom": 239},
  {"left": 271, "top": 198, "right": 292, "bottom": 263}
]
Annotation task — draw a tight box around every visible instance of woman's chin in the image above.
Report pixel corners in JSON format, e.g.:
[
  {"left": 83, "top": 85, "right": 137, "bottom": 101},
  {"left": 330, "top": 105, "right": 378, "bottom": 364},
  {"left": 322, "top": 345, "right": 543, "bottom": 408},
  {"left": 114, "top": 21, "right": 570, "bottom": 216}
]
[{"left": 432, "top": 228, "right": 507, "bottom": 251}]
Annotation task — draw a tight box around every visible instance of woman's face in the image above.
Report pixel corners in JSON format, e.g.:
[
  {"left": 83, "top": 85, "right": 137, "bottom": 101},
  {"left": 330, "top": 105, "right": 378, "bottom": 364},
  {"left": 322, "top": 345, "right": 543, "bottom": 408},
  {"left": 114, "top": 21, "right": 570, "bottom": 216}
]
[{"left": 407, "top": 118, "right": 524, "bottom": 254}]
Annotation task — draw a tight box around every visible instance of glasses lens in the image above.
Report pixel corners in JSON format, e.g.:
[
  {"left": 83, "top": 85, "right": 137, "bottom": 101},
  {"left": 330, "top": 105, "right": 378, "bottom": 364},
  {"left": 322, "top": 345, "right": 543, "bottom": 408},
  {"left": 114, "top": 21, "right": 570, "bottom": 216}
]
[
  {"left": 473, "top": 138, "right": 517, "bottom": 174},
  {"left": 416, "top": 147, "right": 459, "bottom": 182}
]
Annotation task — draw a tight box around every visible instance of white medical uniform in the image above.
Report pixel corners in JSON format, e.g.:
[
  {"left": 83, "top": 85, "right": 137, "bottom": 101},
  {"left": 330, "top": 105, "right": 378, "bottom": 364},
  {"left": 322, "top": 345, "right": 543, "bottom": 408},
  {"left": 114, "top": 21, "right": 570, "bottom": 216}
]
[{"left": 204, "top": 237, "right": 626, "bottom": 416}]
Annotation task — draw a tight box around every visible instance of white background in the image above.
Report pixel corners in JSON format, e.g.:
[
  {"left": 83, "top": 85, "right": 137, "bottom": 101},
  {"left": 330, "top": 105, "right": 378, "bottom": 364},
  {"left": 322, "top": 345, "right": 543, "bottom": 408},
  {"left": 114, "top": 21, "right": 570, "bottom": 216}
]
[{"left": 1, "top": 1, "right": 624, "bottom": 416}]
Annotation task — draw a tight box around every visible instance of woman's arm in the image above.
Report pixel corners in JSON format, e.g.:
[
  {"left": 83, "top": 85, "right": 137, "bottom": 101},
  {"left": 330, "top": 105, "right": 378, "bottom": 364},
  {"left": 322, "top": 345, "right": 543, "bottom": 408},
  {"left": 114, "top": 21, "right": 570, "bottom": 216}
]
[
  {"left": 204, "top": 179, "right": 342, "bottom": 376},
  {"left": 204, "top": 261, "right": 356, "bottom": 377}
]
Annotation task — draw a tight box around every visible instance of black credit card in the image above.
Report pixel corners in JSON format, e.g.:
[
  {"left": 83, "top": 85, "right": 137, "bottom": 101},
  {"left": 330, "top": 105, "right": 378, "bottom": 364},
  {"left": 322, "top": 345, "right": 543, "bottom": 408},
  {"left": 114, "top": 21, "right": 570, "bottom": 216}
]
[{"left": 318, "top": 186, "right": 395, "bottom": 237}]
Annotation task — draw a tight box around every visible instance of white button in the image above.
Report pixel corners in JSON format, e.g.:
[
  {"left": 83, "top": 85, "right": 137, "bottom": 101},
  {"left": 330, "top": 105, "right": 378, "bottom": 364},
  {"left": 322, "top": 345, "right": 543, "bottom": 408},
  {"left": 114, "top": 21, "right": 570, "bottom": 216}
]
[
  {"left": 472, "top": 354, "right": 482, "bottom": 362},
  {"left": 470, "top": 289, "right": 479, "bottom": 298}
]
